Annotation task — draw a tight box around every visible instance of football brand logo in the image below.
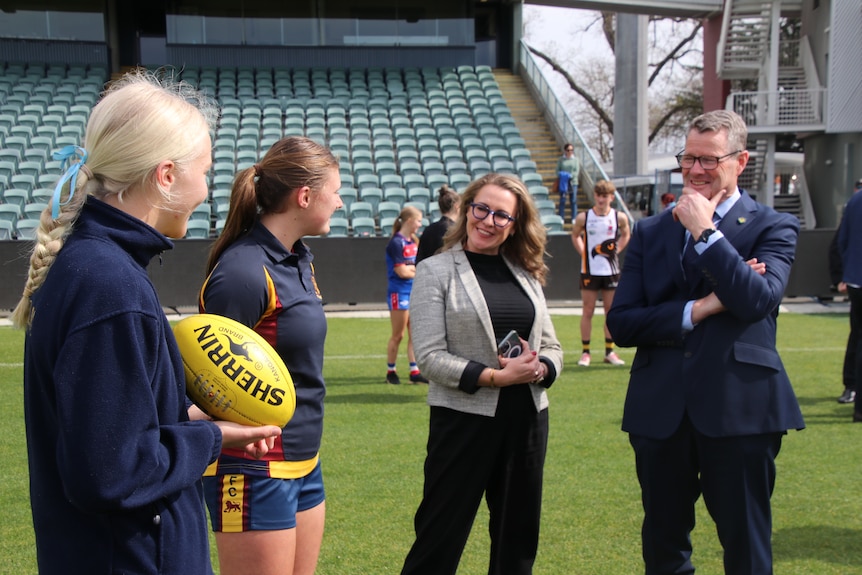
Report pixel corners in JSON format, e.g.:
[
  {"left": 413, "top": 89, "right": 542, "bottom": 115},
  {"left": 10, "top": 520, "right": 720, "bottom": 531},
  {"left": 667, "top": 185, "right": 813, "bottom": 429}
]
[{"left": 191, "top": 323, "right": 286, "bottom": 407}]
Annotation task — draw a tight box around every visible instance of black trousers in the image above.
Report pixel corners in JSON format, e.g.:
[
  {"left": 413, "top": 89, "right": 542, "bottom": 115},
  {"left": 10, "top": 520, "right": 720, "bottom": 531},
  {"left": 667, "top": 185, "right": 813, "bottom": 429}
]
[
  {"left": 841, "top": 285, "right": 861, "bottom": 390},
  {"left": 630, "top": 415, "right": 783, "bottom": 575},
  {"left": 401, "top": 386, "right": 549, "bottom": 575},
  {"left": 848, "top": 287, "right": 862, "bottom": 412}
]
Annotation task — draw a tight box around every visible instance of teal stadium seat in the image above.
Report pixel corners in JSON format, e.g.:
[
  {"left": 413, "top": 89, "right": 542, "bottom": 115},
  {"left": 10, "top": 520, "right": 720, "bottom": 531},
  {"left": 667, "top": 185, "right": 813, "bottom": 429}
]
[
  {"left": 24, "top": 202, "right": 48, "bottom": 220},
  {"left": 0, "top": 204, "right": 21, "bottom": 224},
  {"left": 535, "top": 200, "right": 557, "bottom": 217},
  {"left": 379, "top": 216, "right": 396, "bottom": 231},
  {"left": 541, "top": 214, "right": 566, "bottom": 234},
  {"left": 15, "top": 218, "right": 39, "bottom": 240},
  {"left": 349, "top": 201, "right": 374, "bottom": 220},
  {"left": 377, "top": 201, "right": 401, "bottom": 221},
  {"left": 358, "top": 188, "right": 383, "bottom": 212},
  {"left": 328, "top": 217, "right": 349, "bottom": 237},
  {"left": 351, "top": 216, "right": 376, "bottom": 238},
  {"left": 0, "top": 220, "right": 13, "bottom": 240},
  {"left": 529, "top": 186, "right": 550, "bottom": 202},
  {"left": 338, "top": 187, "right": 358, "bottom": 211},
  {"left": 2, "top": 188, "right": 28, "bottom": 210},
  {"left": 383, "top": 188, "right": 407, "bottom": 205},
  {"left": 184, "top": 220, "right": 211, "bottom": 239}
]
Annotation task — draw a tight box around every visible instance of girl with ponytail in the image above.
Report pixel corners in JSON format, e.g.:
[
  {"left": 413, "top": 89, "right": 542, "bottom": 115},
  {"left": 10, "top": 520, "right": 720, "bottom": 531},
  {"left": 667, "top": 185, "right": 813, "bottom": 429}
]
[{"left": 198, "top": 136, "right": 342, "bottom": 575}]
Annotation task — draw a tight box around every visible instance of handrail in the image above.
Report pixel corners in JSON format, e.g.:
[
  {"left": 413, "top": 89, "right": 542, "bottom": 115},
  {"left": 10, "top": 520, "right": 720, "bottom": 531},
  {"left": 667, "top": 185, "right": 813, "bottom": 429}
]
[
  {"left": 715, "top": 0, "right": 734, "bottom": 76},
  {"left": 727, "top": 88, "right": 825, "bottom": 127},
  {"left": 518, "top": 40, "right": 635, "bottom": 223}
]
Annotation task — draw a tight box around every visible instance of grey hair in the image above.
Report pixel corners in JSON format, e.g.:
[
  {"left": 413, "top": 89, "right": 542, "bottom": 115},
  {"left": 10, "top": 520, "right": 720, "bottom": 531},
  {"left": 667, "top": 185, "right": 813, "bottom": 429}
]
[{"left": 689, "top": 110, "right": 748, "bottom": 153}]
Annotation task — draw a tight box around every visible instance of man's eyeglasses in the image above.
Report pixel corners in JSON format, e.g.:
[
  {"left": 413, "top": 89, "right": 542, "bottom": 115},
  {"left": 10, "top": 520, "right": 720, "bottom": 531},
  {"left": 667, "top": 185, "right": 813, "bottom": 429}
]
[
  {"left": 565, "top": 147, "right": 574, "bottom": 152},
  {"left": 469, "top": 202, "right": 516, "bottom": 228},
  {"left": 676, "top": 150, "right": 743, "bottom": 170}
]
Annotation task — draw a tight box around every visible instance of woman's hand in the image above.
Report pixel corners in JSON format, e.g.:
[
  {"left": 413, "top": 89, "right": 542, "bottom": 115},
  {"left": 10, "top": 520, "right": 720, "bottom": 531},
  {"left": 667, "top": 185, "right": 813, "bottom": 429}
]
[{"left": 497, "top": 339, "right": 544, "bottom": 385}]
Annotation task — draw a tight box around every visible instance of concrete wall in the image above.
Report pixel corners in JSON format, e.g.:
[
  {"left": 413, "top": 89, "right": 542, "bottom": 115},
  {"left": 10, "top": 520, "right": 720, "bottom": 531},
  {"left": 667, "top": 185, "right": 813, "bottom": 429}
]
[{"left": 0, "top": 230, "right": 837, "bottom": 313}]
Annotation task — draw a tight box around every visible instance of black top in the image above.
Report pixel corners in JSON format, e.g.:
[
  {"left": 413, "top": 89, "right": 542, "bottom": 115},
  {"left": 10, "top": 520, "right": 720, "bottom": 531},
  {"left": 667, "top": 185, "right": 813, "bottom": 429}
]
[
  {"left": 465, "top": 250, "right": 535, "bottom": 342},
  {"left": 416, "top": 216, "right": 454, "bottom": 263}
]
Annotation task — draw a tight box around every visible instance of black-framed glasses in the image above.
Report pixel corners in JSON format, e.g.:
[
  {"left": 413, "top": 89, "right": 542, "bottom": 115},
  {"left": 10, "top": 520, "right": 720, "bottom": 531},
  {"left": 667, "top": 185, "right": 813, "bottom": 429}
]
[
  {"left": 469, "top": 202, "right": 516, "bottom": 228},
  {"left": 676, "top": 150, "right": 743, "bottom": 170},
  {"left": 565, "top": 147, "right": 574, "bottom": 152}
]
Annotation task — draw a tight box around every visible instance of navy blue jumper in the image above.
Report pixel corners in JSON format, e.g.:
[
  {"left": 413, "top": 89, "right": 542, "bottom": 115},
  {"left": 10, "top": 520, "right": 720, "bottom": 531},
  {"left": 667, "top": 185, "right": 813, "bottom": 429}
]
[{"left": 24, "top": 197, "right": 222, "bottom": 574}]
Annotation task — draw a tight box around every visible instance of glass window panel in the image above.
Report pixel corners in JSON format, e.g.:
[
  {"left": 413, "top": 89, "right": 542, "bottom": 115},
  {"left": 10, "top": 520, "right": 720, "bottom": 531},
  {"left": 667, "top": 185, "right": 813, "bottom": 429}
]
[
  {"left": 204, "top": 16, "right": 243, "bottom": 44},
  {"left": 282, "top": 19, "right": 317, "bottom": 46},
  {"left": 167, "top": 15, "right": 204, "bottom": 44},
  {"left": 50, "top": 11, "right": 104, "bottom": 41},
  {"left": 0, "top": 9, "right": 104, "bottom": 42}
]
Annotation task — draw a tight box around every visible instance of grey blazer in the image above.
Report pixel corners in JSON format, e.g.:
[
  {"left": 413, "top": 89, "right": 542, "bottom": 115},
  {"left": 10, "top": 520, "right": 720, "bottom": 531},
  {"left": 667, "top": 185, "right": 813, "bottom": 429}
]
[{"left": 411, "top": 244, "right": 563, "bottom": 417}]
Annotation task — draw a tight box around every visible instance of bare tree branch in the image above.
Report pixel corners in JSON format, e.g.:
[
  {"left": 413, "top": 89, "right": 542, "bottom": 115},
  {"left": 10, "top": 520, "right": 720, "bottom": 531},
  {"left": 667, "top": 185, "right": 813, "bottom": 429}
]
[
  {"left": 526, "top": 42, "right": 614, "bottom": 133},
  {"left": 648, "top": 104, "right": 686, "bottom": 144},
  {"left": 601, "top": 12, "right": 616, "bottom": 53},
  {"left": 648, "top": 22, "right": 702, "bottom": 85}
]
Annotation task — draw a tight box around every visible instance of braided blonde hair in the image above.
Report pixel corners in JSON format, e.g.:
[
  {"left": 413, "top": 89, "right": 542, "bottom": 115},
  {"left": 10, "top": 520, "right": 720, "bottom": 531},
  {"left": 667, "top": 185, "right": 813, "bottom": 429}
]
[{"left": 11, "top": 69, "right": 217, "bottom": 328}]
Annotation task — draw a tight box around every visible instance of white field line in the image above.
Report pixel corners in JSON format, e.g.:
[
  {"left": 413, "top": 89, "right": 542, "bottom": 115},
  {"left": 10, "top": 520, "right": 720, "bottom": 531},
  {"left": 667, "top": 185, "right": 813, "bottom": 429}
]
[{"left": 0, "top": 347, "right": 846, "bottom": 370}]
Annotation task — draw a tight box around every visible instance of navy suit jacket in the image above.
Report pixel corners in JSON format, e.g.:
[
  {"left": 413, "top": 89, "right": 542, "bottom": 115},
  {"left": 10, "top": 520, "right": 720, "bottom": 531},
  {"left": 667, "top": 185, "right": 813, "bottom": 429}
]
[
  {"left": 838, "top": 191, "right": 862, "bottom": 286},
  {"left": 607, "top": 191, "right": 805, "bottom": 439}
]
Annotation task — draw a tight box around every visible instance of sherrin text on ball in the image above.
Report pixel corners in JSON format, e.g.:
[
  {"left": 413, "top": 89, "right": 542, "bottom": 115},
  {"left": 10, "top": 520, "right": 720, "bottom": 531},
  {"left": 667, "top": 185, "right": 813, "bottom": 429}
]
[{"left": 173, "top": 314, "right": 296, "bottom": 427}]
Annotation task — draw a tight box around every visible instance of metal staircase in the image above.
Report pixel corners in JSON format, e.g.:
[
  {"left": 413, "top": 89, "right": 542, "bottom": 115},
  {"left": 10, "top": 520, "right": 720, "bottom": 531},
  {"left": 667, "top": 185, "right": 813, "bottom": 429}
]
[
  {"left": 717, "top": 0, "right": 772, "bottom": 79},
  {"left": 717, "top": 0, "right": 817, "bottom": 228}
]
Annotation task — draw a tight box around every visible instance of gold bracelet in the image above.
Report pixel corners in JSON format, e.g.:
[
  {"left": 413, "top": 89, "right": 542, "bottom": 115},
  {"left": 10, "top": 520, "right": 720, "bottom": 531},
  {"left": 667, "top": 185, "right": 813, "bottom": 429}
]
[{"left": 489, "top": 368, "right": 496, "bottom": 387}]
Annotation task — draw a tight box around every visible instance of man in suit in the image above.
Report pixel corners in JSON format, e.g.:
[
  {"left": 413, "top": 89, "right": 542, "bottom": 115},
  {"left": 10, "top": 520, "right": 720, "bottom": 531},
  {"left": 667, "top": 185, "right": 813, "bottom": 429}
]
[
  {"left": 837, "top": 178, "right": 862, "bottom": 420},
  {"left": 606, "top": 109, "right": 804, "bottom": 575}
]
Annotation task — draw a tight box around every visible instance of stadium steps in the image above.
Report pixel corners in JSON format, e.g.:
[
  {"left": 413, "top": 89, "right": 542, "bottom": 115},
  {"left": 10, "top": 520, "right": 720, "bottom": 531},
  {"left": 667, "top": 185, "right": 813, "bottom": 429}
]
[{"left": 492, "top": 69, "right": 577, "bottom": 227}]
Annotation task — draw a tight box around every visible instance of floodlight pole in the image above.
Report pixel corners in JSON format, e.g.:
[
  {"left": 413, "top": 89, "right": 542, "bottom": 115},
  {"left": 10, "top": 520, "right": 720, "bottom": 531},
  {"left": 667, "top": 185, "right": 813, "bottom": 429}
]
[{"left": 613, "top": 12, "right": 649, "bottom": 177}]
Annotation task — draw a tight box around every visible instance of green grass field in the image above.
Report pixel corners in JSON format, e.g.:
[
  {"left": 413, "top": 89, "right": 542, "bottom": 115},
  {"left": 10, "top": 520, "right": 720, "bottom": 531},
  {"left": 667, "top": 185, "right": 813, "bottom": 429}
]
[{"left": 1, "top": 312, "right": 859, "bottom": 574}]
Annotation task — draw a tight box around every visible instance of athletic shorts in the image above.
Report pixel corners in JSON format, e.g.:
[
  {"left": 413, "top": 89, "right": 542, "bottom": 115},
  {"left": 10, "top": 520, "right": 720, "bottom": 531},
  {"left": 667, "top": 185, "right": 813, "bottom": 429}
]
[
  {"left": 203, "top": 460, "right": 325, "bottom": 532},
  {"left": 388, "top": 291, "right": 411, "bottom": 311},
  {"left": 580, "top": 273, "right": 620, "bottom": 291}
]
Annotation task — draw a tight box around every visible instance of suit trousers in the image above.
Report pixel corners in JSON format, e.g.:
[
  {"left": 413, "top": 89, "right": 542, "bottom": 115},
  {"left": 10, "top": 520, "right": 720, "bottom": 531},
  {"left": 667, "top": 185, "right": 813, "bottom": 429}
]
[
  {"left": 629, "top": 414, "right": 783, "bottom": 575},
  {"left": 401, "top": 385, "right": 549, "bottom": 575},
  {"left": 849, "top": 287, "right": 862, "bottom": 413}
]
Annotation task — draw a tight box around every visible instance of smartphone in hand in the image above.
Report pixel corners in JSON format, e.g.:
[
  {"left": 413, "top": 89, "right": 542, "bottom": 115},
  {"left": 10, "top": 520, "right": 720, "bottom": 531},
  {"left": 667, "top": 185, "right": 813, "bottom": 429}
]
[{"left": 497, "top": 330, "right": 523, "bottom": 358}]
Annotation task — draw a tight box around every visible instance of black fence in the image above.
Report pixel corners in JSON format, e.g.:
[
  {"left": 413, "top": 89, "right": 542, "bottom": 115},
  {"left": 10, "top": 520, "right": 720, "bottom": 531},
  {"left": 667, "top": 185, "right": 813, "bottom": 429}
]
[{"left": 0, "top": 230, "right": 838, "bottom": 313}]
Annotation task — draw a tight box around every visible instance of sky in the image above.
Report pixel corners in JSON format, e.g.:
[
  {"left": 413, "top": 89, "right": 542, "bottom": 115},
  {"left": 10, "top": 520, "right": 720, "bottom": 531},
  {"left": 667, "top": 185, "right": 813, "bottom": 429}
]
[{"left": 520, "top": 5, "right": 704, "bottom": 160}]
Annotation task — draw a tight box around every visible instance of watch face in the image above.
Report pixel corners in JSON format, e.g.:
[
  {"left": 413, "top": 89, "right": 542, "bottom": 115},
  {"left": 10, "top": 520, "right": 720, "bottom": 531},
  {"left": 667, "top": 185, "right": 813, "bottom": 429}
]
[{"left": 698, "top": 229, "right": 716, "bottom": 243}]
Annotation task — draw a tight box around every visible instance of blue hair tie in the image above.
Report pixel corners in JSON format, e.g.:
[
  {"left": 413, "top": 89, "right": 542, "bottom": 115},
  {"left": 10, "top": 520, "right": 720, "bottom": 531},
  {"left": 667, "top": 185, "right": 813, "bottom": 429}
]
[{"left": 51, "top": 145, "right": 89, "bottom": 220}]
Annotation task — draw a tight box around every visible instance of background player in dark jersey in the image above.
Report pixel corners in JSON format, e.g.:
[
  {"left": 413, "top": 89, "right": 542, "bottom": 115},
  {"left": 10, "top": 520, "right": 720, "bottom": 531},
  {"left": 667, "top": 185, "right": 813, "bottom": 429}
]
[{"left": 416, "top": 184, "right": 460, "bottom": 264}]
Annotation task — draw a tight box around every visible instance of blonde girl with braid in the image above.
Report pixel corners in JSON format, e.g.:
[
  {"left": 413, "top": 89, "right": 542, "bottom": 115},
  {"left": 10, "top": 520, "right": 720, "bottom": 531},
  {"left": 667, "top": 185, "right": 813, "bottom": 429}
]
[{"left": 15, "top": 70, "right": 280, "bottom": 575}]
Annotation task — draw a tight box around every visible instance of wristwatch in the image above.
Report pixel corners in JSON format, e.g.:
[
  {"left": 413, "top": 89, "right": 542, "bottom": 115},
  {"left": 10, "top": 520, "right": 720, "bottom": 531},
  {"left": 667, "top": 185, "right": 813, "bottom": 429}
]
[{"left": 696, "top": 228, "right": 717, "bottom": 244}]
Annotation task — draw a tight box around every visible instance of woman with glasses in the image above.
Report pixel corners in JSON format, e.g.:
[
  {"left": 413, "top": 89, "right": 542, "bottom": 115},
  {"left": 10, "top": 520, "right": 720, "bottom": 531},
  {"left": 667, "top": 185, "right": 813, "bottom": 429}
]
[{"left": 401, "top": 173, "right": 563, "bottom": 575}]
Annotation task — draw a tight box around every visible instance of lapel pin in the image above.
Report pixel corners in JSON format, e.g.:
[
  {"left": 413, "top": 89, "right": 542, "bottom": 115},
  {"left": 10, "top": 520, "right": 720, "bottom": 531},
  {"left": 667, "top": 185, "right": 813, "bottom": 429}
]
[{"left": 737, "top": 217, "right": 746, "bottom": 224}]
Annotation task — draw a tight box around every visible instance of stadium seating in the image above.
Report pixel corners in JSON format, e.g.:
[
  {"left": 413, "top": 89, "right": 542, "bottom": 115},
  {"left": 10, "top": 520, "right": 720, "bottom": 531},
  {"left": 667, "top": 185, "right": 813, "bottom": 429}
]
[
  {"left": 0, "top": 63, "right": 552, "bottom": 240},
  {"left": 184, "top": 220, "right": 211, "bottom": 239},
  {"left": 0, "top": 220, "right": 13, "bottom": 240},
  {"left": 15, "top": 218, "right": 39, "bottom": 240},
  {"left": 541, "top": 214, "right": 566, "bottom": 234},
  {"left": 328, "top": 217, "right": 349, "bottom": 237},
  {"left": 351, "top": 216, "right": 376, "bottom": 238}
]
